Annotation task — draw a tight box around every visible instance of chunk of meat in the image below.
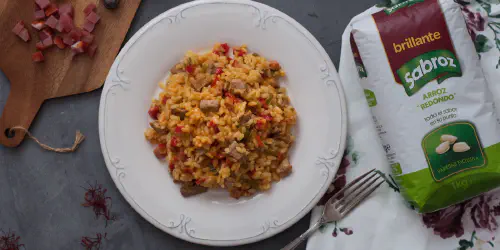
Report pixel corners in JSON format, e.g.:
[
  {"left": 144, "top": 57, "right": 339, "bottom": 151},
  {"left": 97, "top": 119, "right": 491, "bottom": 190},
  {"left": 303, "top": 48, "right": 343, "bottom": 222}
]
[
  {"left": 71, "top": 41, "right": 86, "bottom": 54},
  {"left": 269, "top": 60, "right": 281, "bottom": 71},
  {"left": 45, "top": 15, "right": 58, "bottom": 29},
  {"left": 32, "top": 51, "right": 44, "bottom": 62},
  {"left": 44, "top": 3, "right": 58, "bottom": 17},
  {"left": 36, "top": 41, "right": 48, "bottom": 50},
  {"left": 239, "top": 111, "right": 253, "bottom": 125},
  {"left": 230, "top": 79, "right": 247, "bottom": 90},
  {"left": 86, "top": 12, "right": 101, "bottom": 24},
  {"left": 226, "top": 141, "right": 244, "bottom": 160},
  {"left": 18, "top": 29, "right": 31, "bottom": 42},
  {"left": 180, "top": 182, "right": 208, "bottom": 197},
  {"left": 39, "top": 28, "right": 53, "bottom": 46},
  {"left": 269, "top": 125, "right": 285, "bottom": 138},
  {"left": 53, "top": 36, "right": 65, "bottom": 49},
  {"left": 59, "top": 14, "right": 73, "bottom": 32},
  {"left": 170, "top": 64, "right": 184, "bottom": 74},
  {"left": 11, "top": 21, "right": 25, "bottom": 35},
  {"left": 69, "top": 28, "right": 82, "bottom": 41},
  {"left": 83, "top": 3, "right": 97, "bottom": 16},
  {"left": 34, "top": 10, "right": 46, "bottom": 20},
  {"left": 58, "top": 3, "right": 73, "bottom": 17},
  {"left": 35, "top": 0, "right": 51, "bottom": 9},
  {"left": 189, "top": 77, "right": 210, "bottom": 92},
  {"left": 62, "top": 34, "right": 74, "bottom": 46},
  {"left": 83, "top": 20, "right": 95, "bottom": 33},
  {"left": 204, "top": 60, "right": 216, "bottom": 73},
  {"left": 171, "top": 108, "right": 187, "bottom": 120},
  {"left": 150, "top": 121, "right": 168, "bottom": 134},
  {"left": 31, "top": 20, "right": 46, "bottom": 30},
  {"left": 153, "top": 145, "right": 167, "bottom": 159},
  {"left": 200, "top": 100, "right": 220, "bottom": 113},
  {"left": 81, "top": 31, "right": 94, "bottom": 44},
  {"left": 276, "top": 159, "right": 292, "bottom": 178}
]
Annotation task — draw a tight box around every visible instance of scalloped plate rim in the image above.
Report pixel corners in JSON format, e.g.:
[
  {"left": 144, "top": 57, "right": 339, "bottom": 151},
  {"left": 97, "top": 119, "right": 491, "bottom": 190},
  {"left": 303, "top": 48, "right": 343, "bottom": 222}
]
[{"left": 98, "top": 0, "right": 347, "bottom": 246}]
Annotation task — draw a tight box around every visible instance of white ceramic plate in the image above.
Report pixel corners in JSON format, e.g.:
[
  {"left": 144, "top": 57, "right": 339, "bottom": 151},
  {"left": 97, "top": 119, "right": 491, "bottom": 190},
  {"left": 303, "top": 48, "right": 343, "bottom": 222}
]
[{"left": 99, "top": 0, "right": 347, "bottom": 246}]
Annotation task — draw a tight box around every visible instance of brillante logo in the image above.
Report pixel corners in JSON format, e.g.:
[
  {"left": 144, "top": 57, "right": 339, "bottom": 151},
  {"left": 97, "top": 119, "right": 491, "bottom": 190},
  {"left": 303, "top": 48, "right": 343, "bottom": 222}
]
[{"left": 393, "top": 32, "right": 442, "bottom": 53}]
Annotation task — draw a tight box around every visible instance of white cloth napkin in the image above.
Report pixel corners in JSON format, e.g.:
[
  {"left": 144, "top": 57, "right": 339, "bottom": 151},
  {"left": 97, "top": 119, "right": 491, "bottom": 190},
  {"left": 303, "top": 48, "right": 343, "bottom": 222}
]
[{"left": 306, "top": 1, "right": 500, "bottom": 249}]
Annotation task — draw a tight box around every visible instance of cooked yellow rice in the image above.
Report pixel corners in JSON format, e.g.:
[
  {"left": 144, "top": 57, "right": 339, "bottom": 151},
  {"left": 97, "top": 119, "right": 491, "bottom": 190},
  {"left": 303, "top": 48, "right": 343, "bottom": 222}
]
[{"left": 145, "top": 43, "right": 297, "bottom": 198}]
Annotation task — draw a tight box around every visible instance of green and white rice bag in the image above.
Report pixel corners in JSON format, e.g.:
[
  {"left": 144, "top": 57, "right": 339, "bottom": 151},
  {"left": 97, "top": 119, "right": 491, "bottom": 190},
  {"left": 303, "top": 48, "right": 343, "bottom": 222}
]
[{"left": 351, "top": 0, "right": 500, "bottom": 213}]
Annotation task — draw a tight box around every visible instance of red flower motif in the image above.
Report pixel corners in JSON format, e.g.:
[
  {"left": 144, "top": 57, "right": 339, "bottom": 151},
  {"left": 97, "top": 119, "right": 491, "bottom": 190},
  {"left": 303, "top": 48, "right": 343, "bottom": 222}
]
[{"left": 461, "top": 7, "right": 486, "bottom": 41}]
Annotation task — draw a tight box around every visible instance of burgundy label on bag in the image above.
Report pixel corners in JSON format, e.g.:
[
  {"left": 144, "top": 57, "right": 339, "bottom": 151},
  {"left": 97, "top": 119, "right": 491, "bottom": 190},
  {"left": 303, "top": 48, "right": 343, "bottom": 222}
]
[{"left": 372, "top": 0, "right": 462, "bottom": 96}]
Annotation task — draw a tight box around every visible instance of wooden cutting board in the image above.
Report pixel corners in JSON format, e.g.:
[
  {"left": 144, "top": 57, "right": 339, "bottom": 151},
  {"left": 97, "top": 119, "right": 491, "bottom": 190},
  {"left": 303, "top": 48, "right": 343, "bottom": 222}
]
[{"left": 0, "top": 0, "right": 141, "bottom": 147}]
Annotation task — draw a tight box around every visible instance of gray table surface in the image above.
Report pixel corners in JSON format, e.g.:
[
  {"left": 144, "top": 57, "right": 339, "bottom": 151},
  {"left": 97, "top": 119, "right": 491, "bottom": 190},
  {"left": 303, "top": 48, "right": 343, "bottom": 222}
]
[{"left": 0, "top": 0, "right": 377, "bottom": 249}]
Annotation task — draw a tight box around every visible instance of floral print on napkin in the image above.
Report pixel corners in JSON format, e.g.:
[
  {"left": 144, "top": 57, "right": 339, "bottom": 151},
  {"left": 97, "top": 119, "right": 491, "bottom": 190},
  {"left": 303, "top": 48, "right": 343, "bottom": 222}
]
[{"left": 308, "top": 0, "right": 500, "bottom": 249}]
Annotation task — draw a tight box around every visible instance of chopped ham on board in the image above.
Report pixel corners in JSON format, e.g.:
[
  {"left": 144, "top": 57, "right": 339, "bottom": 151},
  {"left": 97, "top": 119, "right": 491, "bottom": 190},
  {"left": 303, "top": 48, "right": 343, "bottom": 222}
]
[
  {"left": 12, "top": 21, "right": 25, "bottom": 35},
  {"left": 35, "top": 0, "right": 50, "bottom": 10},
  {"left": 71, "top": 41, "right": 86, "bottom": 54},
  {"left": 83, "top": 21, "right": 95, "bottom": 33},
  {"left": 83, "top": 3, "right": 96, "bottom": 16},
  {"left": 59, "top": 14, "right": 73, "bottom": 33},
  {"left": 36, "top": 41, "right": 52, "bottom": 50},
  {"left": 44, "top": 3, "right": 58, "bottom": 17},
  {"left": 58, "top": 3, "right": 73, "bottom": 17},
  {"left": 13, "top": 21, "right": 31, "bottom": 42},
  {"left": 54, "top": 36, "right": 65, "bottom": 49},
  {"left": 31, "top": 20, "right": 46, "bottom": 30},
  {"left": 32, "top": 51, "right": 45, "bottom": 62},
  {"left": 86, "top": 12, "right": 100, "bottom": 24},
  {"left": 69, "top": 28, "right": 83, "bottom": 41},
  {"left": 45, "top": 15, "right": 58, "bottom": 29},
  {"left": 15, "top": 0, "right": 103, "bottom": 62},
  {"left": 34, "top": 10, "right": 46, "bottom": 20},
  {"left": 81, "top": 30, "right": 94, "bottom": 44}
]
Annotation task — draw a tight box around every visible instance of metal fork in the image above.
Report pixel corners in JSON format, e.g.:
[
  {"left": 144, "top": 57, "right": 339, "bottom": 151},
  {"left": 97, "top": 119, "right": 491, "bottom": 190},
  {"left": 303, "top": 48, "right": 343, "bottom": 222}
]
[{"left": 281, "top": 169, "right": 384, "bottom": 250}]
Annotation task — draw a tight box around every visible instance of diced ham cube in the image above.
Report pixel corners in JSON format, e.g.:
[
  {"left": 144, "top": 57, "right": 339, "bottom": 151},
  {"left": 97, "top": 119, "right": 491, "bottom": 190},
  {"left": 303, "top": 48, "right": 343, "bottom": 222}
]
[
  {"left": 12, "top": 21, "right": 25, "bottom": 35},
  {"left": 39, "top": 28, "right": 53, "bottom": 46},
  {"left": 36, "top": 41, "right": 51, "bottom": 50},
  {"left": 31, "top": 20, "right": 46, "bottom": 31},
  {"left": 42, "top": 37, "right": 53, "bottom": 47},
  {"left": 81, "top": 30, "right": 94, "bottom": 44},
  {"left": 34, "top": 10, "right": 46, "bottom": 20},
  {"left": 35, "top": 0, "right": 51, "bottom": 10},
  {"left": 71, "top": 41, "right": 87, "bottom": 54},
  {"left": 86, "top": 12, "right": 100, "bottom": 24},
  {"left": 69, "top": 28, "right": 82, "bottom": 41},
  {"left": 18, "top": 29, "right": 31, "bottom": 42},
  {"left": 55, "top": 22, "right": 64, "bottom": 33},
  {"left": 58, "top": 3, "right": 73, "bottom": 17},
  {"left": 62, "top": 34, "right": 74, "bottom": 46},
  {"left": 83, "top": 21, "right": 95, "bottom": 33},
  {"left": 54, "top": 36, "right": 65, "bottom": 49},
  {"left": 39, "top": 28, "right": 53, "bottom": 40},
  {"left": 32, "top": 51, "right": 45, "bottom": 62},
  {"left": 44, "top": 3, "right": 58, "bottom": 17},
  {"left": 59, "top": 14, "right": 73, "bottom": 33},
  {"left": 83, "top": 3, "right": 96, "bottom": 16},
  {"left": 45, "top": 16, "right": 58, "bottom": 29},
  {"left": 87, "top": 44, "right": 97, "bottom": 58}
]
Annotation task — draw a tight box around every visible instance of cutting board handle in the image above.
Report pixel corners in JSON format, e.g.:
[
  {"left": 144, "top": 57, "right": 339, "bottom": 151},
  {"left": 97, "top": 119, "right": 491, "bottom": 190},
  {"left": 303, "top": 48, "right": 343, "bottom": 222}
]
[{"left": 0, "top": 87, "right": 44, "bottom": 147}]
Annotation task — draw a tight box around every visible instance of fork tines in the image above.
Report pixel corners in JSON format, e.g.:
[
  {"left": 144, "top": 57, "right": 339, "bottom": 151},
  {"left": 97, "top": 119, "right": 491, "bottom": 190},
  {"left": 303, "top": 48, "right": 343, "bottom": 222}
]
[{"left": 330, "top": 168, "right": 384, "bottom": 216}]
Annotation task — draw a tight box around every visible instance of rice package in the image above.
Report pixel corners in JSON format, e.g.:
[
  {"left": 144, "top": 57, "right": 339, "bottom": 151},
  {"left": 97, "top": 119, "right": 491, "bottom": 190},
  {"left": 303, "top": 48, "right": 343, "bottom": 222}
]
[{"left": 351, "top": 0, "right": 500, "bottom": 213}]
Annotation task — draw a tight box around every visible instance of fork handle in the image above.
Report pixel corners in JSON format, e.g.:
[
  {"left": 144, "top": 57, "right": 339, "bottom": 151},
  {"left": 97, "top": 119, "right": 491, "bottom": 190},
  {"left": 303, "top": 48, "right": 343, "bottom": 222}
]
[{"left": 280, "top": 220, "right": 323, "bottom": 250}]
